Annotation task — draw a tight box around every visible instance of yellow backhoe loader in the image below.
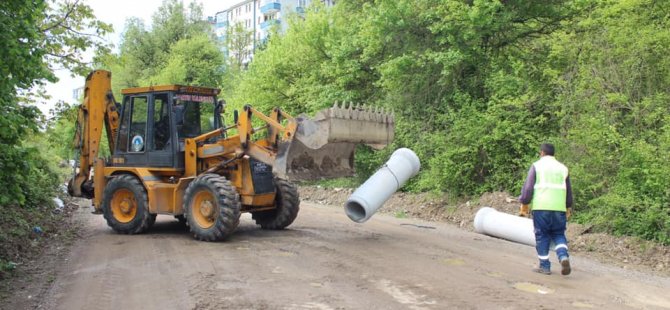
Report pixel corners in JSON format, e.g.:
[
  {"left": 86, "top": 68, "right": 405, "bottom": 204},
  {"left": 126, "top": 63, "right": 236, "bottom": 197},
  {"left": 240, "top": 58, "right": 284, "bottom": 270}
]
[{"left": 67, "top": 70, "right": 394, "bottom": 241}]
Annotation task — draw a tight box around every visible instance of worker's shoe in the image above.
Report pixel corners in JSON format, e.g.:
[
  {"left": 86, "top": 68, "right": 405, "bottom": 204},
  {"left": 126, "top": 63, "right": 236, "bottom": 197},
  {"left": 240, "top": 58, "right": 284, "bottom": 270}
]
[
  {"left": 560, "top": 258, "right": 571, "bottom": 275},
  {"left": 533, "top": 267, "right": 551, "bottom": 275}
]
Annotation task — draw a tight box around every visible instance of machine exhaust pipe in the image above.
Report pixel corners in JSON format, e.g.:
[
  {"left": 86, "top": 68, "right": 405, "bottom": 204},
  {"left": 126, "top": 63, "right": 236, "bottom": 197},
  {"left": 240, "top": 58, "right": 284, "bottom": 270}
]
[
  {"left": 345, "top": 148, "right": 420, "bottom": 223},
  {"left": 473, "top": 207, "right": 535, "bottom": 246}
]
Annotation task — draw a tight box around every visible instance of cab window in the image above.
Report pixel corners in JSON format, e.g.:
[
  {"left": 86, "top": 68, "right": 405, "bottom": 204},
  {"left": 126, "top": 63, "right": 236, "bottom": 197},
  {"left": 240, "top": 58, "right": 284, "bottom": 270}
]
[
  {"left": 117, "top": 96, "right": 148, "bottom": 153},
  {"left": 152, "top": 94, "right": 170, "bottom": 151},
  {"left": 174, "top": 94, "right": 216, "bottom": 139},
  {"left": 129, "top": 96, "right": 148, "bottom": 152}
]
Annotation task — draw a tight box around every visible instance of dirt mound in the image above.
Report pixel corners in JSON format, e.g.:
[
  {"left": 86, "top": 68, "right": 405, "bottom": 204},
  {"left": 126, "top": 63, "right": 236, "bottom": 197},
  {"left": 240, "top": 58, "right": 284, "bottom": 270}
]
[{"left": 298, "top": 186, "right": 670, "bottom": 276}]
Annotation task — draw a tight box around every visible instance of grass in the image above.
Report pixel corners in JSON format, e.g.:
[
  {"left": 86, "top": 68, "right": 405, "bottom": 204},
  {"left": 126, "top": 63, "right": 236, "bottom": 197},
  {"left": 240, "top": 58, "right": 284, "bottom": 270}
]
[
  {"left": 298, "top": 177, "right": 361, "bottom": 189},
  {"left": 0, "top": 260, "right": 16, "bottom": 276},
  {"left": 394, "top": 210, "right": 408, "bottom": 219},
  {"left": 0, "top": 199, "right": 69, "bottom": 280}
]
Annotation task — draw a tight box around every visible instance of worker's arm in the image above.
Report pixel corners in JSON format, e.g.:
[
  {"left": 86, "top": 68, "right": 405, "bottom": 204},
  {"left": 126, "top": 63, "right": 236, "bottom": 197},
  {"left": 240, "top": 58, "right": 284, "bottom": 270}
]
[
  {"left": 565, "top": 175, "right": 573, "bottom": 219},
  {"left": 518, "top": 165, "right": 535, "bottom": 205},
  {"left": 518, "top": 165, "right": 535, "bottom": 217}
]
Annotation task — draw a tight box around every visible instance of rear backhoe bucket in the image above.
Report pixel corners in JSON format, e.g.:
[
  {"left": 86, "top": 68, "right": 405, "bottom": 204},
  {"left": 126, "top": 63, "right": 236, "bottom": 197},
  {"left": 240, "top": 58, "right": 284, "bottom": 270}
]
[{"left": 274, "top": 103, "right": 395, "bottom": 180}]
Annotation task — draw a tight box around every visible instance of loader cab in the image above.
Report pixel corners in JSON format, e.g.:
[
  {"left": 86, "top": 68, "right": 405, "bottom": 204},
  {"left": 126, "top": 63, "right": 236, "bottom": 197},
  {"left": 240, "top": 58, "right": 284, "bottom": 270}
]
[{"left": 112, "top": 85, "right": 221, "bottom": 169}]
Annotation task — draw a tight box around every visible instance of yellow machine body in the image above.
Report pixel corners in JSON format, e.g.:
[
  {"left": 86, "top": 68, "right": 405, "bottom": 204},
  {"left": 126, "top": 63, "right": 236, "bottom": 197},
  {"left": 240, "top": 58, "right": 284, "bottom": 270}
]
[{"left": 68, "top": 70, "right": 394, "bottom": 240}]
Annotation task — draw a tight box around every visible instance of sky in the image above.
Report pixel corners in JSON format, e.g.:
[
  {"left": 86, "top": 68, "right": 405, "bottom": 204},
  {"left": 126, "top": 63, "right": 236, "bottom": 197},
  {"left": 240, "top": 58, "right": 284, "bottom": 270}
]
[{"left": 40, "top": 0, "right": 237, "bottom": 116}]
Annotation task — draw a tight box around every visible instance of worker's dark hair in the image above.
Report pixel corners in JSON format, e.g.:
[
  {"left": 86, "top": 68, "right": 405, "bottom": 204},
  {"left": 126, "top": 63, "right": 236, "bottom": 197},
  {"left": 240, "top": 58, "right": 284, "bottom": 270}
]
[{"left": 540, "top": 143, "right": 555, "bottom": 156}]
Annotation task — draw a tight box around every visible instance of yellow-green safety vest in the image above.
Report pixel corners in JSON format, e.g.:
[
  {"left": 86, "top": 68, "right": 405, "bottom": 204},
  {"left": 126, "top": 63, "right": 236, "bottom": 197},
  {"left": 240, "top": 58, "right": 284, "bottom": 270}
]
[{"left": 531, "top": 156, "right": 568, "bottom": 212}]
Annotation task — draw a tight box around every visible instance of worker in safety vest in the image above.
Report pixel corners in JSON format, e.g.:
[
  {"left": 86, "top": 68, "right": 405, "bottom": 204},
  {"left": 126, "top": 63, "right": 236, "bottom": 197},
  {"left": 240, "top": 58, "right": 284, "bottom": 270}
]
[{"left": 518, "top": 143, "right": 573, "bottom": 275}]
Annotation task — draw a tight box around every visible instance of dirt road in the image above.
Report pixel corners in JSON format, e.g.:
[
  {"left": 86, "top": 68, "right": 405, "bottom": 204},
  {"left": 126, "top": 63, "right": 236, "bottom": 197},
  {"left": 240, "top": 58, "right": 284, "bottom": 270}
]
[{"left": 34, "top": 201, "right": 670, "bottom": 310}]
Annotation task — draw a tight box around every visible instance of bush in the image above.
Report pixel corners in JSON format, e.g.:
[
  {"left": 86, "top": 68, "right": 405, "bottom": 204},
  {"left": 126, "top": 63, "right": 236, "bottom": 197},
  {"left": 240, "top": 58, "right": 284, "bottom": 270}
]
[{"left": 223, "top": 0, "right": 670, "bottom": 245}]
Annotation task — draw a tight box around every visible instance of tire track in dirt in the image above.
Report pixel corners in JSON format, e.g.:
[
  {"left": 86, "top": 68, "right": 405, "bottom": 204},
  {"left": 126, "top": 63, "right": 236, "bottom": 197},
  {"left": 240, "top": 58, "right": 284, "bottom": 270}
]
[
  {"left": 92, "top": 262, "right": 123, "bottom": 310},
  {"left": 29, "top": 202, "right": 670, "bottom": 310},
  {"left": 149, "top": 236, "right": 192, "bottom": 309}
]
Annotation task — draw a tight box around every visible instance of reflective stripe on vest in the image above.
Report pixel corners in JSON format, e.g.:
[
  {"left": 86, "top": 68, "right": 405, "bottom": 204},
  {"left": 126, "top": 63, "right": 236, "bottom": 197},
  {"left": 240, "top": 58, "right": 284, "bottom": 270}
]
[{"left": 531, "top": 156, "right": 568, "bottom": 211}]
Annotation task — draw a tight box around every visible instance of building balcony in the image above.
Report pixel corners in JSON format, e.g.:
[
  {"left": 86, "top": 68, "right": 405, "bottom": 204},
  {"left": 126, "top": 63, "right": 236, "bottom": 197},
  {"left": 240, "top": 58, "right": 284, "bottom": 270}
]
[
  {"left": 260, "top": 19, "right": 280, "bottom": 30},
  {"left": 260, "top": 1, "right": 281, "bottom": 14}
]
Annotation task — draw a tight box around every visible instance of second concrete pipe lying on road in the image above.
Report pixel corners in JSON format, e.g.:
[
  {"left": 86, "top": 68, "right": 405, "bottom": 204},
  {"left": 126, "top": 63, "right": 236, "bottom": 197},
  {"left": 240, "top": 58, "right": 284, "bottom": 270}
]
[
  {"left": 345, "top": 148, "right": 421, "bottom": 223},
  {"left": 473, "top": 207, "right": 536, "bottom": 246}
]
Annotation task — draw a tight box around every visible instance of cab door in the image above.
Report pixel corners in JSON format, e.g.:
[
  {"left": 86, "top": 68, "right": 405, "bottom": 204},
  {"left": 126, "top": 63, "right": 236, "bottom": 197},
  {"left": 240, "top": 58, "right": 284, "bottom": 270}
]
[
  {"left": 146, "top": 93, "right": 174, "bottom": 167},
  {"left": 115, "top": 95, "right": 149, "bottom": 166}
]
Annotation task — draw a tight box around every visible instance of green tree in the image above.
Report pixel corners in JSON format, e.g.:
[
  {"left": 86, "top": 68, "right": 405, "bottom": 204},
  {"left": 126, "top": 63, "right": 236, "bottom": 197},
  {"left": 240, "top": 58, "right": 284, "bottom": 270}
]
[
  {"left": 102, "top": 0, "right": 224, "bottom": 94},
  {"left": 155, "top": 33, "right": 225, "bottom": 86},
  {"left": 0, "top": 0, "right": 110, "bottom": 206},
  {"left": 224, "top": 22, "right": 255, "bottom": 71}
]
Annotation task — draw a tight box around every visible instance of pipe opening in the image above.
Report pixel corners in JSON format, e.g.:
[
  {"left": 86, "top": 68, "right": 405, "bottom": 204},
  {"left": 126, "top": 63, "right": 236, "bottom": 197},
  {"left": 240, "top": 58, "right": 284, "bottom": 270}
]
[{"left": 345, "top": 201, "right": 367, "bottom": 223}]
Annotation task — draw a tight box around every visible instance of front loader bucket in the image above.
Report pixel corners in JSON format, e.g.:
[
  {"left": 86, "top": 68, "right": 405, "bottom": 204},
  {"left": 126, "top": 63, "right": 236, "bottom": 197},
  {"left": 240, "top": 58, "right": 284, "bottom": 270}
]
[{"left": 274, "top": 103, "right": 395, "bottom": 180}]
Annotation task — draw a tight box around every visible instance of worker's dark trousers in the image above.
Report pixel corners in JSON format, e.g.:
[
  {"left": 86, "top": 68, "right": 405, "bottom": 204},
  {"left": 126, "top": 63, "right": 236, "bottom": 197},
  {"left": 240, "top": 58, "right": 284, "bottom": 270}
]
[{"left": 532, "top": 210, "right": 569, "bottom": 270}]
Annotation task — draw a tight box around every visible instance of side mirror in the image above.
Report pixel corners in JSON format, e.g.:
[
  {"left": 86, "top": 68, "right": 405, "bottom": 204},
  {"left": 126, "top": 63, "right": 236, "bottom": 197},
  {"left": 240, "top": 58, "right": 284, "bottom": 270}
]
[
  {"left": 215, "top": 99, "right": 226, "bottom": 128},
  {"left": 216, "top": 99, "right": 226, "bottom": 111}
]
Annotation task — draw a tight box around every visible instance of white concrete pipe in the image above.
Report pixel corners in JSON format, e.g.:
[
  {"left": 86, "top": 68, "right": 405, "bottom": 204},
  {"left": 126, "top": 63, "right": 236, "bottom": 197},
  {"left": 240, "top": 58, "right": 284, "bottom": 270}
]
[
  {"left": 345, "top": 148, "right": 421, "bottom": 223},
  {"left": 473, "top": 207, "right": 535, "bottom": 246}
]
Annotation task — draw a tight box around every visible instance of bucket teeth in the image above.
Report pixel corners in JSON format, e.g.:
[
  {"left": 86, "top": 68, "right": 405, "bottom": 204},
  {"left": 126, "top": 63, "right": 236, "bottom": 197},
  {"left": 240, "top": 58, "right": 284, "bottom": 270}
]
[{"left": 324, "top": 102, "right": 395, "bottom": 123}]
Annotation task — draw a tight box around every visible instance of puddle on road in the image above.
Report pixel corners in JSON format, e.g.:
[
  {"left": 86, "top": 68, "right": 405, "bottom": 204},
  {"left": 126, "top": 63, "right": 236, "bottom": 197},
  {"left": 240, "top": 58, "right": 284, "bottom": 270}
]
[
  {"left": 289, "top": 302, "right": 334, "bottom": 310},
  {"left": 277, "top": 249, "right": 297, "bottom": 257},
  {"left": 572, "top": 301, "right": 595, "bottom": 308},
  {"left": 441, "top": 258, "right": 465, "bottom": 266},
  {"left": 513, "top": 282, "right": 554, "bottom": 295},
  {"left": 375, "top": 279, "right": 437, "bottom": 310}
]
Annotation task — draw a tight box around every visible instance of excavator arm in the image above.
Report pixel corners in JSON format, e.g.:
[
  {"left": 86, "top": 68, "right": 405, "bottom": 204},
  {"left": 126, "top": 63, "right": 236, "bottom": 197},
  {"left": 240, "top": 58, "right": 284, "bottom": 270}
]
[{"left": 68, "top": 70, "right": 120, "bottom": 199}]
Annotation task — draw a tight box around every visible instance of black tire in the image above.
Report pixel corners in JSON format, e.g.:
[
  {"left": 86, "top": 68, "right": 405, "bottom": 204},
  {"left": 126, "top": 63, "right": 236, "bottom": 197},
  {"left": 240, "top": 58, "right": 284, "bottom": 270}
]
[
  {"left": 252, "top": 178, "right": 300, "bottom": 230},
  {"left": 148, "top": 214, "right": 157, "bottom": 227},
  {"left": 184, "top": 174, "right": 241, "bottom": 241},
  {"left": 175, "top": 214, "right": 187, "bottom": 226},
  {"left": 102, "top": 174, "right": 152, "bottom": 234}
]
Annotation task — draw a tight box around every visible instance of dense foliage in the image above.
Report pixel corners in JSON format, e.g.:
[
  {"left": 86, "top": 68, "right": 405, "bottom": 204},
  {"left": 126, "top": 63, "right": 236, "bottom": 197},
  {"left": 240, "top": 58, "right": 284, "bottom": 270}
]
[
  {"left": 224, "top": 0, "right": 670, "bottom": 244},
  {"left": 0, "top": 0, "right": 110, "bottom": 207},
  {"left": 0, "top": 0, "right": 110, "bottom": 272}
]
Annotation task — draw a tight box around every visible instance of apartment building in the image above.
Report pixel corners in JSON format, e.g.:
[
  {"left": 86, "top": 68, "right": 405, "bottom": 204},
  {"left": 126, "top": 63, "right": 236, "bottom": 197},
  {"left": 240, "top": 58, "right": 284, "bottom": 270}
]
[{"left": 214, "top": 0, "right": 334, "bottom": 64}]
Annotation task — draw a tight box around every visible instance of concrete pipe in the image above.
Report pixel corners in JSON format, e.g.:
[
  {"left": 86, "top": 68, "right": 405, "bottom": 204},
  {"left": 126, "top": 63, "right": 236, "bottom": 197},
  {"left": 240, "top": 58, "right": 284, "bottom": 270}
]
[
  {"left": 473, "top": 207, "right": 535, "bottom": 246},
  {"left": 345, "top": 148, "right": 421, "bottom": 223}
]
